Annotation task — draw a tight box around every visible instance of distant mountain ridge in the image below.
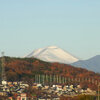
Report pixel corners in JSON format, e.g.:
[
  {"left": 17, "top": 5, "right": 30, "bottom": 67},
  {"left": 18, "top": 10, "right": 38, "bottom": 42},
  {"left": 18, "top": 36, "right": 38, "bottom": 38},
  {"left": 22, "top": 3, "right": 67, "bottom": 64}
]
[
  {"left": 72, "top": 55, "right": 100, "bottom": 73},
  {"left": 24, "top": 46, "right": 79, "bottom": 64},
  {"left": 24, "top": 46, "right": 100, "bottom": 73}
]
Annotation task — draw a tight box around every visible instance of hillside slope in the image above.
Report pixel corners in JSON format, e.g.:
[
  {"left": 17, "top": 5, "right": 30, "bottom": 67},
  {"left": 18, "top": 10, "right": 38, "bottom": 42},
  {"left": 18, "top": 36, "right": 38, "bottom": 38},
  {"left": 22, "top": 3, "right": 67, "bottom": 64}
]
[
  {"left": 72, "top": 55, "right": 100, "bottom": 73},
  {"left": 0, "top": 57, "right": 99, "bottom": 81}
]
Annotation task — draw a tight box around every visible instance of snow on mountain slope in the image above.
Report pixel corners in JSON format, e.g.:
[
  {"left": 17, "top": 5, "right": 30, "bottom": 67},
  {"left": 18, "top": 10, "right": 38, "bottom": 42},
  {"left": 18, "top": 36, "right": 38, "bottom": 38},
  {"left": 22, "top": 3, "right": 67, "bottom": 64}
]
[{"left": 24, "top": 46, "right": 79, "bottom": 64}]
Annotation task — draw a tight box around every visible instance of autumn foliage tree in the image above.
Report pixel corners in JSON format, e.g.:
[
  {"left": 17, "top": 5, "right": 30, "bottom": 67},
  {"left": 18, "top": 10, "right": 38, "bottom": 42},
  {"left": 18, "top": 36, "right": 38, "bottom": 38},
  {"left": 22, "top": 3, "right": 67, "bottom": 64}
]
[{"left": 0, "top": 57, "right": 99, "bottom": 90}]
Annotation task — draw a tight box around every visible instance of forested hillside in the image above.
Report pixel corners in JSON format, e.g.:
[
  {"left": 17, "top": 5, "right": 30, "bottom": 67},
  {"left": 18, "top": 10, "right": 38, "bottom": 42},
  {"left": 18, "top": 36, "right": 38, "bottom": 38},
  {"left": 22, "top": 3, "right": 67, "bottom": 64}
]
[{"left": 0, "top": 57, "right": 100, "bottom": 90}]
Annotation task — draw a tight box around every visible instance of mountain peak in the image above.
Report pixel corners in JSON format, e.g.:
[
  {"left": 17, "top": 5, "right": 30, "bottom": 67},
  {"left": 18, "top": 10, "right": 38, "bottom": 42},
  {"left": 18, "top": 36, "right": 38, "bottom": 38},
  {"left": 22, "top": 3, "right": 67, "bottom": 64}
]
[
  {"left": 47, "top": 46, "right": 58, "bottom": 49},
  {"left": 72, "top": 55, "right": 100, "bottom": 73},
  {"left": 91, "top": 55, "right": 100, "bottom": 59},
  {"left": 25, "top": 46, "right": 79, "bottom": 64}
]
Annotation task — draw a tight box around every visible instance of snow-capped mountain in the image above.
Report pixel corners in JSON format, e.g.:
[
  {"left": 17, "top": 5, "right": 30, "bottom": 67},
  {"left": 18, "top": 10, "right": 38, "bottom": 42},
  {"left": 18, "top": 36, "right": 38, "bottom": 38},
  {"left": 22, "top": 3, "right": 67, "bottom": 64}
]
[
  {"left": 72, "top": 55, "right": 100, "bottom": 73},
  {"left": 24, "top": 46, "right": 79, "bottom": 64}
]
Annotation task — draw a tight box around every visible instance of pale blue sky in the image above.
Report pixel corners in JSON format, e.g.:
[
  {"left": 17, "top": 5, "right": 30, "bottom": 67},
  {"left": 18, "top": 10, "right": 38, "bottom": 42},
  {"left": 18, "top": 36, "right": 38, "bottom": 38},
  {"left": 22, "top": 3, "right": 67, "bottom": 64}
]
[{"left": 0, "top": 0, "right": 100, "bottom": 60}]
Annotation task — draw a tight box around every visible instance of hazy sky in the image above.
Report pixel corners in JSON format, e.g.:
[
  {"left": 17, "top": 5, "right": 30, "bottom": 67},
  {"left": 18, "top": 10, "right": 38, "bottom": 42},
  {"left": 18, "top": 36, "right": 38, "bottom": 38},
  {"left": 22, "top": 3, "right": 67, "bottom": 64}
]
[{"left": 0, "top": 0, "right": 100, "bottom": 60}]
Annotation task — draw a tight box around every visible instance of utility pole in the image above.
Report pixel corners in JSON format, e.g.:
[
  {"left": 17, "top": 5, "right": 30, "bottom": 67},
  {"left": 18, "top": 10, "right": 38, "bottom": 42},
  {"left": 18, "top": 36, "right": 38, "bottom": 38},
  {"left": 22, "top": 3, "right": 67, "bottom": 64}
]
[
  {"left": 98, "top": 82, "right": 100, "bottom": 100},
  {"left": 1, "top": 52, "right": 7, "bottom": 85}
]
